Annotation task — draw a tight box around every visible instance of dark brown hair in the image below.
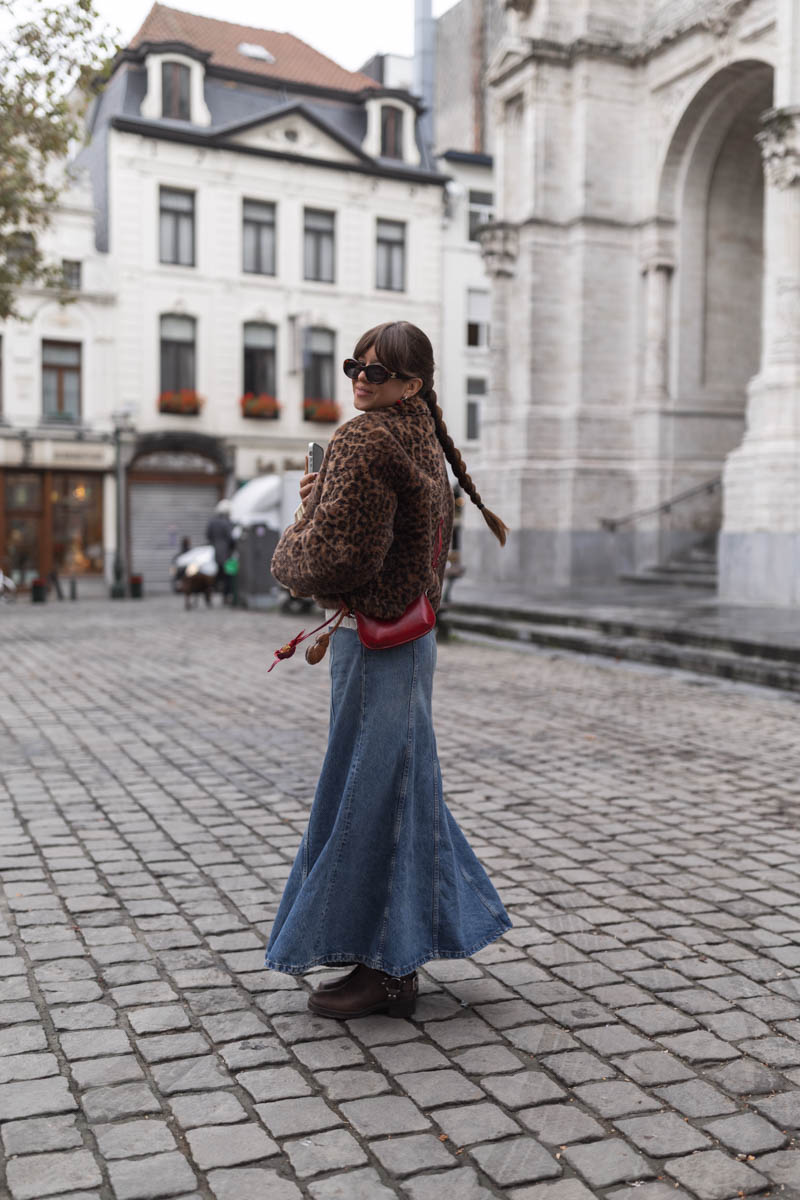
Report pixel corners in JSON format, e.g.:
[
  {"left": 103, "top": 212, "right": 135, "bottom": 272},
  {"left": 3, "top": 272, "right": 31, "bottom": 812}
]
[{"left": 352, "top": 321, "right": 508, "bottom": 546}]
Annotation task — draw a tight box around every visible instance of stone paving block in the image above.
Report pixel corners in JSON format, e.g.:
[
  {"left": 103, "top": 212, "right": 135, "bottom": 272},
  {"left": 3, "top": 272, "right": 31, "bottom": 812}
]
[
  {"left": 186, "top": 1122, "right": 278, "bottom": 1169},
  {"left": 398, "top": 1067, "right": 484, "bottom": 1107},
  {"left": 218, "top": 1036, "right": 289, "bottom": 1070},
  {"left": 740, "top": 1035, "right": 800, "bottom": 1067},
  {"left": 653, "top": 1079, "right": 738, "bottom": 1117},
  {"left": 509, "top": 1181, "right": 596, "bottom": 1200},
  {"left": 169, "top": 1090, "right": 247, "bottom": 1128},
  {"left": 107, "top": 1151, "right": 197, "bottom": 1200},
  {"left": 316, "top": 1068, "right": 391, "bottom": 1100},
  {"left": 564, "top": 1138, "right": 656, "bottom": 1187},
  {"left": 699, "top": 1010, "right": 771, "bottom": 1040},
  {"left": 0, "top": 1025, "right": 47, "bottom": 1056},
  {"left": 452, "top": 1045, "right": 524, "bottom": 1074},
  {"left": 519, "top": 1101, "right": 604, "bottom": 1145},
  {"left": 93, "top": 1118, "right": 176, "bottom": 1158},
  {"left": 6, "top": 1148, "right": 102, "bottom": 1200},
  {"left": 59, "top": 1028, "right": 131, "bottom": 1059},
  {"left": 658, "top": 1030, "right": 740, "bottom": 1062},
  {"left": 424, "top": 1015, "right": 501, "bottom": 1050},
  {"left": 506, "top": 1026, "right": 579, "bottom": 1056},
  {"left": 618, "top": 1005, "right": 698, "bottom": 1035},
  {"left": 271, "top": 1011, "right": 347, "bottom": 1043},
  {"left": 0, "top": 1001, "right": 38, "bottom": 1024},
  {"left": 71, "top": 1054, "right": 144, "bottom": 1088},
  {"left": 207, "top": 1167, "right": 302, "bottom": 1199},
  {"left": 128, "top": 1005, "right": 190, "bottom": 1034},
  {"left": 703, "top": 1110, "right": 786, "bottom": 1153},
  {"left": 81, "top": 1081, "right": 160, "bottom": 1121},
  {"left": 186, "top": 988, "right": 248, "bottom": 1015},
  {"left": 664, "top": 1149, "right": 767, "bottom": 1199},
  {"left": 341, "top": 1094, "right": 431, "bottom": 1137},
  {"left": 401, "top": 1166, "right": 496, "bottom": 1200},
  {"left": 756, "top": 1151, "right": 800, "bottom": 1186},
  {"left": 539, "top": 1050, "right": 614, "bottom": 1085},
  {"left": 573, "top": 1080, "right": 660, "bottom": 1118},
  {"left": 1, "top": 1113, "right": 82, "bottom": 1156},
  {"left": 754, "top": 1089, "right": 800, "bottom": 1128},
  {"left": 614, "top": 1112, "right": 710, "bottom": 1156},
  {"left": 433, "top": 1099, "right": 519, "bottom": 1145},
  {"left": 470, "top": 1137, "right": 561, "bottom": 1186},
  {"left": 151, "top": 1054, "right": 231, "bottom": 1094},
  {"left": 292, "top": 1036, "right": 365, "bottom": 1070},
  {"left": 309, "top": 1166, "right": 398, "bottom": 1199},
  {"left": 0, "top": 1076, "right": 77, "bottom": 1119},
  {"left": 283, "top": 1127, "right": 368, "bottom": 1178},
  {"left": 614, "top": 1050, "right": 695, "bottom": 1085},
  {"left": 198, "top": 1010, "right": 268, "bottom": 1042},
  {"left": 608, "top": 1186, "right": 694, "bottom": 1200},
  {"left": 50, "top": 1002, "right": 117, "bottom": 1030},
  {"left": 576, "top": 1024, "right": 652, "bottom": 1056},
  {"left": 237, "top": 1064, "right": 312, "bottom": 1101},
  {"left": 476, "top": 999, "right": 542, "bottom": 1029},
  {"left": 255, "top": 1096, "right": 342, "bottom": 1137},
  {"left": 0, "top": 1051, "right": 59, "bottom": 1082},
  {"left": 708, "top": 1057, "right": 788, "bottom": 1095},
  {"left": 370, "top": 1132, "right": 454, "bottom": 1177},
  {"left": 137, "top": 1032, "right": 209, "bottom": 1063},
  {"left": 481, "top": 1070, "right": 565, "bottom": 1109}
]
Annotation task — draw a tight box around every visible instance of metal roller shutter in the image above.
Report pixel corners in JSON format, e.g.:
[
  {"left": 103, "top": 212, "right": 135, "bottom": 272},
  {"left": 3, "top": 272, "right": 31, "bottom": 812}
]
[{"left": 129, "top": 480, "right": 220, "bottom": 593}]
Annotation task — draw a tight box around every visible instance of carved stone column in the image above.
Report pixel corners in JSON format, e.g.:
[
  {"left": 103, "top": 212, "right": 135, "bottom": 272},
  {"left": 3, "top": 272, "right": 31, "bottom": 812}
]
[
  {"left": 719, "top": 98, "right": 800, "bottom": 604},
  {"left": 641, "top": 260, "right": 674, "bottom": 402}
]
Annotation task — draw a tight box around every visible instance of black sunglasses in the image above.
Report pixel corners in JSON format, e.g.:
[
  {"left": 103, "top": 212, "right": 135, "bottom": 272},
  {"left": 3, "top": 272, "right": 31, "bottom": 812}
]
[{"left": 342, "top": 357, "right": 406, "bottom": 386}]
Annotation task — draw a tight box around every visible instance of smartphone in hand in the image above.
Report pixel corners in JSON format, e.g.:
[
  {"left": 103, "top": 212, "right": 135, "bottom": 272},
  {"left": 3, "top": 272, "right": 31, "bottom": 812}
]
[{"left": 307, "top": 441, "right": 324, "bottom": 474}]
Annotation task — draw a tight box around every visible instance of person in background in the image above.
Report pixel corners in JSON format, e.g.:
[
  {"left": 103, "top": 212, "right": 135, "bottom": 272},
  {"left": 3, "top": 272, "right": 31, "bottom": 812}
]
[{"left": 205, "top": 499, "right": 235, "bottom": 604}]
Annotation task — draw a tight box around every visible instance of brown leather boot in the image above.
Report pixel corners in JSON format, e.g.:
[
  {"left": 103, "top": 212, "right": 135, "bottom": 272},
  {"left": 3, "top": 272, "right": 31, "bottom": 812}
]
[
  {"left": 314, "top": 964, "right": 363, "bottom": 993},
  {"left": 308, "top": 966, "right": 417, "bottom": 1020}
]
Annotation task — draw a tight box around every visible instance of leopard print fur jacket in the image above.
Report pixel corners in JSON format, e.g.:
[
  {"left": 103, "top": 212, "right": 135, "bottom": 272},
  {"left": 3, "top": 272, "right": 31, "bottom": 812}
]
[{"left": 270, "top": 395, "right": 454, "bottom": 620}]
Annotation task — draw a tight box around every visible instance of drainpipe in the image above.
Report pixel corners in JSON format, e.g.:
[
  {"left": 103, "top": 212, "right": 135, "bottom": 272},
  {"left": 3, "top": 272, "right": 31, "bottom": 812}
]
[{"left": 413, "top": 0, "right": 435, "bottom": 155}]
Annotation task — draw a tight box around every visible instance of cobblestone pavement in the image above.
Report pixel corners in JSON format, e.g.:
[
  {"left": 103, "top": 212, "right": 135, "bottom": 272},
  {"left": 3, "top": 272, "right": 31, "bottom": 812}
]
[{"left": 2, "top": 597, "right": 800, "bottom": 1200}]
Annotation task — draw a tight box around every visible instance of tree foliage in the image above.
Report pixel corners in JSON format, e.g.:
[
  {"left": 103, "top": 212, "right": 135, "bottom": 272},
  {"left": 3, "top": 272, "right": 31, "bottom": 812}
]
[{"left": 0, "top": 0, "right": 118, "bottom": 319}]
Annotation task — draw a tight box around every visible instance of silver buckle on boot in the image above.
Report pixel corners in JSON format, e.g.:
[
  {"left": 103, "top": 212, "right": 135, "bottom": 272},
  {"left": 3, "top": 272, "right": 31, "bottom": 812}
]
[{"left": 383, "top": 976, "right": 403, "bottom": 999}]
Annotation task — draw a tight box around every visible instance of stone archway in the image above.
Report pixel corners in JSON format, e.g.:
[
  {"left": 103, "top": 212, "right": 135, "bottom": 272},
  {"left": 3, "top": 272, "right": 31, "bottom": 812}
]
[{"left": 647, "top": 60, "right": 773, "bottom": 566}]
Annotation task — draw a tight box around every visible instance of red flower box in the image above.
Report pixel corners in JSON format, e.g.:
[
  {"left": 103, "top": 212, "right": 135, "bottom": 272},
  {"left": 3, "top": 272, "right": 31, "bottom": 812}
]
[
  {"left": 240, "top": 392, "right": 280, "bottom": 419},
  {"left": 158, "top": 389, "right": 203, "bottom": 415},
  {"left": 303, "top": 398, "right": 340, "bottom": 423}
]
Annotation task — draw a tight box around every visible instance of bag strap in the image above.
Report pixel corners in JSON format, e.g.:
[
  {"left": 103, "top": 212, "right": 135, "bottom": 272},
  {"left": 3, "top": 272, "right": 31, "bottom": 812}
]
[{"left": 268, "top": 605, "right": 345, "bottom": 672}]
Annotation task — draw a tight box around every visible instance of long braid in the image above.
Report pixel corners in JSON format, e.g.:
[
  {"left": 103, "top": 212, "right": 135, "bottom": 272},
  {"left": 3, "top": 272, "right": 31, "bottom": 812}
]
[{"left": 423, "top": 387, "right": 508, "bottom": 547}]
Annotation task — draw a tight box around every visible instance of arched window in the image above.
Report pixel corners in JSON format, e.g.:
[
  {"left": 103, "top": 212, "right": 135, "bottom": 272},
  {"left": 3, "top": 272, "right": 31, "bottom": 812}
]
[
  {"left": 160, "top": 315, "right": 196, "bottom": 393},
  {"left": 381, "top": 105, "right": 404, "bottom": 159},
  {"left": 162, "top": 62, "right": 191, "bottom": 121},
  {"left": 243, "top": 323, "right": 277, "bottom": 396}
]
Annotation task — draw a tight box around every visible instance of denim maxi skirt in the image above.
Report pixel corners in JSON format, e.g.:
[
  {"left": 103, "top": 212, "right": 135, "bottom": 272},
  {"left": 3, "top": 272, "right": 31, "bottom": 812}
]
[{"left": 265, "top": 627, "right": 512, "bottom": 977}]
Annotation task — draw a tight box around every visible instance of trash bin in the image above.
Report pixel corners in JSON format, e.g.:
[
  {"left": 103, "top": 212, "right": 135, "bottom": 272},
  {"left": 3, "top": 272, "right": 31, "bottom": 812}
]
[
  {"left": 129, "top": 575, "right": 143, "bottom": 599},
  {"left": 31, "top": 579, "right": 47, "bottom": 603},
  {"left": 236, "top": 522, "right": 280, "bottom": 609}
]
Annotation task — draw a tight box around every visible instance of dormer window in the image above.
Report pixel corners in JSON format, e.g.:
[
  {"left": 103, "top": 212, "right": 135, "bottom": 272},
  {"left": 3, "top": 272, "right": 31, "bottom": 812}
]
[
  {"left": 141, "top": 51, "right": 211, "bottom": 127},
  {"left": 162, "top": 62, "right": 190, "bottom": 120},
  {"left": 381, "top": 105, "right": 404, "bottom": 160}
]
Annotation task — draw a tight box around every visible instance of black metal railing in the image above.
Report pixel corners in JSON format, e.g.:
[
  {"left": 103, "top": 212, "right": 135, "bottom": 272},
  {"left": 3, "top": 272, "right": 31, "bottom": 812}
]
[{"left": 600, "top": 476, "right": 722, "bottom": 532}]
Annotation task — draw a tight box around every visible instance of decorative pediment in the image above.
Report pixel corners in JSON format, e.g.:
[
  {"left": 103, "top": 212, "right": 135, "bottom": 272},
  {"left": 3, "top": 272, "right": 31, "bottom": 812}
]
[
  {"left": 219, "top": 107, "right": 366, "bottom": 166},
  {"left": 486, "top": 37, "right": 532, "bottom": 86}
]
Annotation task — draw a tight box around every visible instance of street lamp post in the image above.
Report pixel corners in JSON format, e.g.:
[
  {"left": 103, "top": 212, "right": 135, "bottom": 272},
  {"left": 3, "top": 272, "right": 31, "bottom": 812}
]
[{"left": 110, "top": 409, "right": 134, "bottom": 600}]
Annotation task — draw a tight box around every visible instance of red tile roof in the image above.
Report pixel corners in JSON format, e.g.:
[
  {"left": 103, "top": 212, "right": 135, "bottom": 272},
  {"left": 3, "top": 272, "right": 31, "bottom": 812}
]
[{"left": 130, "top": 3, "right": 380, "bottom": 93}]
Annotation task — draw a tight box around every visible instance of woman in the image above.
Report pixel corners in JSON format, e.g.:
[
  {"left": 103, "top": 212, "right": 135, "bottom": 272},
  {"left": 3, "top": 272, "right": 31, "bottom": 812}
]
[{"left": 266, "top": 321, "right": 511, "bottom": 1020}]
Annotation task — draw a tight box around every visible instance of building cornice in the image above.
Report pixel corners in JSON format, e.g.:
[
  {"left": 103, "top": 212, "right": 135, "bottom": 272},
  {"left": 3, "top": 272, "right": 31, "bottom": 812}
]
[{"left": 109, "top": 116, "right": 446, "bottom": 186}]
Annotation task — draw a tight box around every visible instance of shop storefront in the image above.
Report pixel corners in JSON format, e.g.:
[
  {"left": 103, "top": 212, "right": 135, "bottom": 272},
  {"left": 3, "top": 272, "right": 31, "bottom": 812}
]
[{"left": 1, "top": 468, "right": 105, "bottom": 586}]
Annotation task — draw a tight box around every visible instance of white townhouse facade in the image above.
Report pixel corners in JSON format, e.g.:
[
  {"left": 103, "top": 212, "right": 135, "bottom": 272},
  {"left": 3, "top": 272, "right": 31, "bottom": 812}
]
[
  {"left": 0, "top": 4, "right": 446, "bottom": 592},
  {"left": 0, "top": 171, "right": 118, "bottom": 590}
]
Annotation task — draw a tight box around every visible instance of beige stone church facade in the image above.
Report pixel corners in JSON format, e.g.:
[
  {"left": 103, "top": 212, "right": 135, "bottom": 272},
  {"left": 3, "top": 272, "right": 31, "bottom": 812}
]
[{"left": 468, "top": 0, "right": 800, "bottom": 606}]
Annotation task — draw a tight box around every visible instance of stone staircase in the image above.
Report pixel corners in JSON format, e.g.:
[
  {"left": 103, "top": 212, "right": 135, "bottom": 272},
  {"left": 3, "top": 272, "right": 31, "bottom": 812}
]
[{"left": 619, "top": 536, "right": 718, "bottom": 590}]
